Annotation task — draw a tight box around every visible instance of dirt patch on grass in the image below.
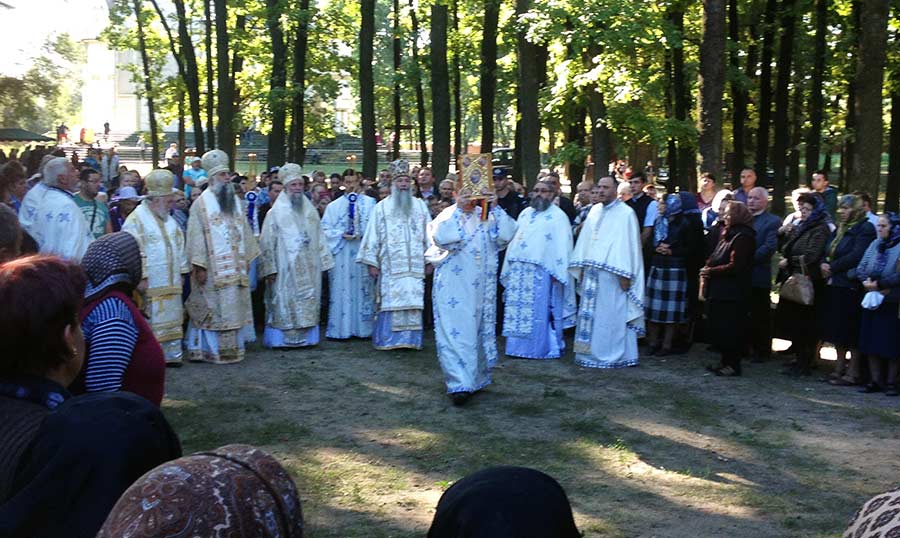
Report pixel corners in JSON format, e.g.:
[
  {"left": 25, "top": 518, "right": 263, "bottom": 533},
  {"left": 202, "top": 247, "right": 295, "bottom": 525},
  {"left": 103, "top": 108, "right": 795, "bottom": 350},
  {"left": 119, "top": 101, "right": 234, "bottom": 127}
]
[{"left": 162, "top": 335, "right": 900, "bottom": 537}]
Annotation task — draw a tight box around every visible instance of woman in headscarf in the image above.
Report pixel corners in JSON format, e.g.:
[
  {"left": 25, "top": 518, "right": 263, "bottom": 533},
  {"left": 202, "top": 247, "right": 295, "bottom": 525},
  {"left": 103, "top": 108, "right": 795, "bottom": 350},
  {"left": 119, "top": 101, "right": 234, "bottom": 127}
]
[
  {"left": 427, "top": 466, "right": 580, "bottom": 538},
  {"left": 774, "top": 192, "right": 832, "bottom": 376},
  {"left": 854, "top": 213, "right": 900, "bottom": 396},
  {"left": 0, "top": 255, "right": 180, "bottom": 538},
  {"left": 700, "top": 201, "right": 756, "bottom": 376},
  {"left": 98, "top": 444, "right": 304, "bottom": 538},
  {"left": 702, "top": 188, "right": 733, "bottom": 233},
  {"left": 74, "top": 232, "right": 166, "bottom": 406},
  {"left": 675, "top": 190, "right": 707, "bottom": 352},
  {"left": 645, "top": 193, "right": 692, "bottom": 355},
  {"left": 820, "top": 194, "right": 876, "bottom": 386}
]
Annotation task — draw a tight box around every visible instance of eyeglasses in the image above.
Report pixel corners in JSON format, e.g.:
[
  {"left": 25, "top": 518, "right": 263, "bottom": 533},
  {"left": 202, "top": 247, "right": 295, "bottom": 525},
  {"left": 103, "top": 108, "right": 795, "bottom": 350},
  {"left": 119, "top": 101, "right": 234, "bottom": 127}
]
[{"left": 532, "top": 188, "right": 551, "bottom": 193}]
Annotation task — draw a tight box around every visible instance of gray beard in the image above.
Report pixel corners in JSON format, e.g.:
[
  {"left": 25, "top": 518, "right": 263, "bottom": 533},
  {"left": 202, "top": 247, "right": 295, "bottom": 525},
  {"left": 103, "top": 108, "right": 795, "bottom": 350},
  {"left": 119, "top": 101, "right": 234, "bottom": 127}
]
[
  {"left": 290, "top": 192, "right": 308, "bottom": 213},
  {"left": 531, "top": 196, "right": 551, "bottom": 212},
  {"left": 214, "top": 182, "right": 237, "bottom": 215},
  {"left": 148, "top": 199, "right": 169, "bottom": 219},
  {"left": 391, "top": 186, "right": 412, "bottom": 216}
]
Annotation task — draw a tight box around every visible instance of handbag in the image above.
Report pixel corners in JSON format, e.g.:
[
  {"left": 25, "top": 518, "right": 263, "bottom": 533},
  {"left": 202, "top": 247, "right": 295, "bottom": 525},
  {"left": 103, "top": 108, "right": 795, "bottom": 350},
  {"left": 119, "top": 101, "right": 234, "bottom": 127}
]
[{"left": 779, "top": 255, "right": 815, "bottom": 306}]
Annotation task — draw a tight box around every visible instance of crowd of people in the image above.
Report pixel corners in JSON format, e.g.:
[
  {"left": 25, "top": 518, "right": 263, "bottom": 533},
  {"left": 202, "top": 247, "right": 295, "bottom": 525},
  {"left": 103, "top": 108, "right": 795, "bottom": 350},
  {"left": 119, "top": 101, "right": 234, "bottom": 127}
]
[{"left": 0, "top": 141, "right": 898, "bottom": 536}]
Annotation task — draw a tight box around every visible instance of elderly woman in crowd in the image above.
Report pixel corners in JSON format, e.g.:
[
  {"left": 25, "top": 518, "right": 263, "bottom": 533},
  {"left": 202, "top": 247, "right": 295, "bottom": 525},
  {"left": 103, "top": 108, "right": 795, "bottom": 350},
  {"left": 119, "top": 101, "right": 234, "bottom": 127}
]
[
  {"left": 820, "top": 194, "right": 876, "bottom": 386},
  {"left": 0, "top": 255, "right": 180, "bottom": 538},
  {"left": 428, "top": 466, "right": 580, "bottom": 538},
  {"left": 854, "top": 213, "right": 900, "bottom": 396},
  {"left": 74, "top": 232, "right": 166, "bottom": 406},
  {"left": 645, "top": 193, "right": 692, "bottom": 355},
  {"left": 775, "top": 192, "right": 831, "bottom": 376},
  {"left": 700, "top": 201, "right": 756, "bottom": 376},
  {"left": 0, "top": 161, "right": 27, "bottom": 212},
  {"left": 98, "top": 444, "right": 303, "bottom": 538}
]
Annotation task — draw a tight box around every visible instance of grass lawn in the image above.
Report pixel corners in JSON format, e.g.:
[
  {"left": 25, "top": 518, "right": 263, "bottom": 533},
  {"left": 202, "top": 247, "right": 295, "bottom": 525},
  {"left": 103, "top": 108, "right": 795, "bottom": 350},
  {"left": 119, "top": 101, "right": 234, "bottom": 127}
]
[{"left": 162, "top": 334, "right": 899, "bottom": 537}]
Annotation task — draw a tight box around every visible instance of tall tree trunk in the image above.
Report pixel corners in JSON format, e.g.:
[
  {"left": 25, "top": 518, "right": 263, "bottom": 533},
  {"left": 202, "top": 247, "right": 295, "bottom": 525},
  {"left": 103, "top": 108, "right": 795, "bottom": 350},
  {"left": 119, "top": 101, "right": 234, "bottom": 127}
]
[
  {"left": 850, "top": 0, "right": 889, "bottom": 197},
  {"left": 214, "top": 0, "right": 235, "bottom": 164},
  {"left": 392, "top": 0, "right": 402, "bottom": 160},
  {"left": 770, "top": 0, "right": 796, "bottom": 215},
  {"left": 789, "top": 81, "right": 803, "bottom": 188},
  {"left": 516, "top": 0, "right": 541, "bottom": 188},
  {"left": 288, "top": 0, "right": 310, "bottom": 164},
  {"left": 842, "top": 1, "right": 861, "bottom": 185},
  {"left": 743, "top": 11, "right": 759, "bottom": 159},
  {"left": 480, "top": 0, "right": 499, "bottom": 153},
  {"left": 565, "top": 106, "right": 587, "bottom": 183},
  {"left": 452, "top": 0, "right": 462, "bottom": 158},
  {"left": 204, "top": 0, "right": 215, "bottom": 149},
  {"left": 132, "top": 0, "right": 160, "bottom": 168},
  {"left": 698, "top": 0, "right": 726, "bottom": 180},
  {"left": 430, "top": 3, "right": 451, "bottom": 180},
  {"left": 360, "top": 0, "right": 377, "bottom": 177},
  {"left": 670, "top": 7, "right": 692, "bottom": 191},
  {"left": 408, "top": 0, "right": 428, "bottom": 166},
  {"left": 728, "top": 0, "right": 746, "bottom": 182},
  {"left": 266, "top": 0, "right": 288, "bottom": 168},
  {"left": 178, "top": 91, "right": 186, "bottom": 154},
  {"left": 887, "top": 90, "right": 900, "bottom": 213},
  {"left": 804, "top": 0, "right": 827, "bottom": 176},
  {"left": 755, "top": 0, "right": 778, "bottom": 178},
  {"left": 174, "top": 0, "right": 204, "bottom": 153}
]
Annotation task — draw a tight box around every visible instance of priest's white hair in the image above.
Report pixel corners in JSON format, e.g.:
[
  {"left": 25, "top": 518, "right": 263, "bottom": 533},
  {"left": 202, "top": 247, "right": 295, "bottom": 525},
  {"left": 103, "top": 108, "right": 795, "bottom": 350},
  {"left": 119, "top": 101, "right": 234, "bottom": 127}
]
[{"left": 42, "top": 157, "right": 68, "bottom": 187}]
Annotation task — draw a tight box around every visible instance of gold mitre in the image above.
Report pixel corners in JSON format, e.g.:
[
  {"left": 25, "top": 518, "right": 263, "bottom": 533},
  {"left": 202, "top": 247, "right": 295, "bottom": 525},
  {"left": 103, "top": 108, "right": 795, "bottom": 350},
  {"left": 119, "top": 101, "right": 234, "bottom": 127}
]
[
  {"left": 456, "top": 153, "right": 493, "bottom": 198},
  {"left": 278, "top": 163, "right": 304, "bottom": 185},
  {"left": 144, "top": 169, "right": 175, "bottom": 197},
  {"left": 201, "top": 149, "right": 230, "bottom": 177}
]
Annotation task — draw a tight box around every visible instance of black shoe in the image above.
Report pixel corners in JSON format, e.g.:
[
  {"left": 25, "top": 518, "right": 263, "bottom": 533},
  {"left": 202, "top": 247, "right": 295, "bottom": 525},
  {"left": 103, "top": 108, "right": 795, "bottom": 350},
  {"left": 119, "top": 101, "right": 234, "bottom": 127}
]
[
  {"left": 776, "top": 346, "right": 795, "bottom": 356},
  {"left": 450, "top": 392, "right": 471, "bottom": 406},
  {"left": 859, "top": 383, "right": 883, "bottom": 394}
]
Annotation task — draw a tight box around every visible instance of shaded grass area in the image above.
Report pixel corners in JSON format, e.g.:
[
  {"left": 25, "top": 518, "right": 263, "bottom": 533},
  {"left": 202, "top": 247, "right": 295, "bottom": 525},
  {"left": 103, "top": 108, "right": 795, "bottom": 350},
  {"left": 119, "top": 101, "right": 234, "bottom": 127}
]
[{"left": 162, "top": 335, "right": 900, "bottom": 538}]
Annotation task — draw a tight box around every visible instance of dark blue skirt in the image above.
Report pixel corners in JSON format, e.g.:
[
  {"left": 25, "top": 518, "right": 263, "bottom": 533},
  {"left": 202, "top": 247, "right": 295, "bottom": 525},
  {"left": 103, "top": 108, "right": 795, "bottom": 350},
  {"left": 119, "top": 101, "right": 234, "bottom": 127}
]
[
  {"left": 819, "top": 286, "right": 863, "bottom": 349},
  {"left": 858, "top": 300, "right": 900, "bottom": 359}
]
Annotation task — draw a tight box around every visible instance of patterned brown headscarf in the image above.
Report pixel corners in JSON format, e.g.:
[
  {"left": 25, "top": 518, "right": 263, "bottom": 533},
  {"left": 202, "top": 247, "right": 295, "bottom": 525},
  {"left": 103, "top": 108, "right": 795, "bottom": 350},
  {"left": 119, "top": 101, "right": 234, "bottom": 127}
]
[
  {"left": 842, "top": 487, "right": 900, "bottom": 538},
  {"left": 97, "top": 444, "right": 304, "bottom": 538},
  {"left": 81, "top": 231, "right": 142, "bottom": 299}
]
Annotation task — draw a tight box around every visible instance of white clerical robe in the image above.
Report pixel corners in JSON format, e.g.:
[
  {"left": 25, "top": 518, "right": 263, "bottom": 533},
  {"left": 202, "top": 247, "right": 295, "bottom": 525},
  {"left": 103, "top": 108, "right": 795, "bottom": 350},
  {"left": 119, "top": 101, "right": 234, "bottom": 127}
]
[
  {"left": 258, "top": 195, "right": 334, "bottom": 348},
  {"left": 569, "top": 200, "right": 646, "bottom": 368},
  {"left": 19, "top": 182, "right": 93, "bottom": 260},
  {"left": 356, "top": 196, "right": 431, "bottom": 350},
  {"left": 426, "top": 204, "right": 517, "bottom": 394},
  {"left": 500, "top": 205, "right": 575, "bottom": 359},
  {"left": 321, "top": 193, "right": 377, "bottom": 339},
  {"left": 184, "top": 188, "right": 260, "bottom": 364},
  {"left": 122, "top": 203, "right": 189, "bottom": 363}
]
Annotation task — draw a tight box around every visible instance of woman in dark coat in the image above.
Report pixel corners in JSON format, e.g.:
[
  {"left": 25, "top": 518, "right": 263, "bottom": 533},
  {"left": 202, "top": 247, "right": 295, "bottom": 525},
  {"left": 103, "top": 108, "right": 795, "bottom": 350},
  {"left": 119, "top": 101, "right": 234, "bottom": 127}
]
[
  {"left": 820, "top": 194, "right": 876, "bottom": 385},
  {"left": 775, "top": 192, "right": 832, "bottom": 376},
  {"left": 700, "top": 201, "right": 756, "bottom": 376}
]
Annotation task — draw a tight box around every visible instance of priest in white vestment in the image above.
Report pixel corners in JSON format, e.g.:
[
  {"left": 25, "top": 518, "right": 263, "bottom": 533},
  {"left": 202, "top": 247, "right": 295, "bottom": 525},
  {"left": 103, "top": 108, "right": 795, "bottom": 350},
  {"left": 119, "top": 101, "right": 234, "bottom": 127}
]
[
  {"left": 184, "top": 149, "right": 260, "bottom": 364},
  {"left": 569, "top": 176, "right": 645, "bottom": 368},
  {"left": 501, "top": 180, "right": 575, "bottom": 359},
  {"left": 321, "top": 173, "right": 377, "bottom": 339},
  {"left": 122, "top": 169, "right": 189, "bottom": 364},
  {"left": 426, "top": 194, "right": 517, "bottom": 405},
  {"left": 259, "top": 164, "right": 334, "bottom": 348},
  {"left": 19, "top": 157, "right": 93, "bottom": 260},
  {"left": 357, "top": 160, "right": 432, "bottom": 350}
]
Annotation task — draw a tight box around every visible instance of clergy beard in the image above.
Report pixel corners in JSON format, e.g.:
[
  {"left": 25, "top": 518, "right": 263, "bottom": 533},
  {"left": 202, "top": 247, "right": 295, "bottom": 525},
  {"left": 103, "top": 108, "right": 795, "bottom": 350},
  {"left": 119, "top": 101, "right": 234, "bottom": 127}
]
[
  {"left": 290, "top": 192, "right": 308, "bottom": 213},
  {"left": 213, "top": 181, "right": 237, "bottom": 215},
  {"left": 391, "top": 185, "right": 412, "bottom": 216},
  {"left": 148, "top": 198, "right": 168, "bottom": 219},
  {"left": 531, "top": 196, "right": 551, "bottom": 212}
]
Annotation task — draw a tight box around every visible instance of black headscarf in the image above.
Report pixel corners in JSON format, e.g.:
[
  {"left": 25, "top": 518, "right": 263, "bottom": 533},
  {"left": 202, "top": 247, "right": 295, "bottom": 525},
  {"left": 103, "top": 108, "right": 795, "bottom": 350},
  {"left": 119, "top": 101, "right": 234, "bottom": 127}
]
[
  {"left": 428, "top": 466, "right": 581, "bottom": 538},
  {"left": 0, "top": 392, "right": 181, "bottom": 538},
  {"left": 81, "top": 231, "right": 142, "bottom": 299}
]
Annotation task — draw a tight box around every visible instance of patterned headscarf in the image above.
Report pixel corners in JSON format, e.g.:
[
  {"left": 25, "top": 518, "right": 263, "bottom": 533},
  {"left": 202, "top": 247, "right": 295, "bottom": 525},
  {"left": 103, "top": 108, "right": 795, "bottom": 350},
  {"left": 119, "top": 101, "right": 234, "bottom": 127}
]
[
  {"left": 796, "top": 193, "right": 827, "bottom": 234},
  {"left": 830, "top": 194, "right": 867, "bottom": 258},
  {"left": 872, "top": 212, "right": 900, "bottom": 276},
  {"left": 98, "top": 444, "right": 304, "bottom": 538},
  {"left": 678, "top": 190, "right": 700, "bottom": 214},
  {"left": 653, "top": 193, "right": 683, "bottom": 246},
  {"left": 81, "top": 231, "right": 142, "bottom": 299}
]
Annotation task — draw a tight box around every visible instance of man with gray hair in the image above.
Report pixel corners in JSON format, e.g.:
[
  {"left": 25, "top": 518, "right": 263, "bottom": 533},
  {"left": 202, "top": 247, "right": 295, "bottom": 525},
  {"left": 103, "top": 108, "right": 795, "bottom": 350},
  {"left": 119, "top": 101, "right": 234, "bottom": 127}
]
[
  {"left": 746, "top": 186, "right": 781, "bottom": 362},
  {"left": 259, "top": 163, "right": 334, "bottom": 348},
  {"left": 18, "top": 156, "right": 92, "bottom": 260},
  {"left": 357, "top": 159, "right": 432, "bottom": 350}
]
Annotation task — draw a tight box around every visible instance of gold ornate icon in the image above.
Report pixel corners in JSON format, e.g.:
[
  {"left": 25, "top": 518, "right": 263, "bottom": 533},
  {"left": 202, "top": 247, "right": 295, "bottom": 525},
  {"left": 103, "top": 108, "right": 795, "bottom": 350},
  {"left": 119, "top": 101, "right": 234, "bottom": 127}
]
[{"left": 456, "top": 153, "right": 493, "bottom": 199}]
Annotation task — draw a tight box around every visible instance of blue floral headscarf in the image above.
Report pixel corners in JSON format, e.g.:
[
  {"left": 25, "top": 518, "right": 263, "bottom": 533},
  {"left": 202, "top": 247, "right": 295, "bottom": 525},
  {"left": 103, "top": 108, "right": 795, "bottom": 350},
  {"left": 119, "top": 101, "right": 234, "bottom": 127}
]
[
  {"left": 654, "top": 193, "right": 683, "bottom": 246},
  {"left": 872, "top": 212, "right": 900, "bottom": 276}
]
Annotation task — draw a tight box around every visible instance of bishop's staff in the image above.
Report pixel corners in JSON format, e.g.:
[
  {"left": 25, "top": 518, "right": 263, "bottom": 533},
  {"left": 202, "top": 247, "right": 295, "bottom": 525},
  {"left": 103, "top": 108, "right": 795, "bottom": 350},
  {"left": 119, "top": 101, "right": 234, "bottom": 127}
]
[{"left": 456, "top": 153, "right": 494, "bottom": 221}]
